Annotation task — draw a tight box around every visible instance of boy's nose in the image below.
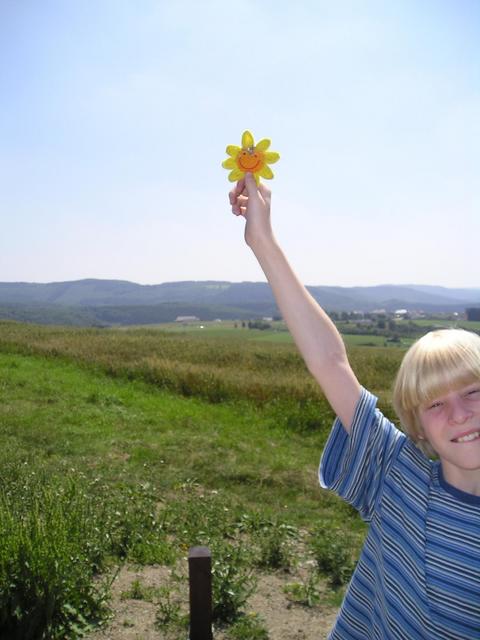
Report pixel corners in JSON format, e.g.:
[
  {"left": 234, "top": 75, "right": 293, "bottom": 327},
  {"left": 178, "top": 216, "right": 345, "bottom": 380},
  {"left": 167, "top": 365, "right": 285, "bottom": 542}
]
[{"left": 448, "top": 397, "right": 473, "bottom": 424}]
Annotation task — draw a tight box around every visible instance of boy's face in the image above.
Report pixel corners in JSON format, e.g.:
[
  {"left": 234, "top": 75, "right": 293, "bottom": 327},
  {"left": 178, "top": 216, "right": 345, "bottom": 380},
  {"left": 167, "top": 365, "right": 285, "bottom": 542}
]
[{"left": 418, "top": 381, "right": 480, "bottom": 490}]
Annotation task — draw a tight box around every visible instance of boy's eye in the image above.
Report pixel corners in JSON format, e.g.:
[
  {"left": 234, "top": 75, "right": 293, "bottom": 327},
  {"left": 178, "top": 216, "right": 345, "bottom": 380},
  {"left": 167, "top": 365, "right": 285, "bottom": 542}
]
[
  {"left": 428, "top": 400, "right": 443, "bottom": 410},
  {"left": 466, "top": 388, "right": 480, "bottom": 398}
]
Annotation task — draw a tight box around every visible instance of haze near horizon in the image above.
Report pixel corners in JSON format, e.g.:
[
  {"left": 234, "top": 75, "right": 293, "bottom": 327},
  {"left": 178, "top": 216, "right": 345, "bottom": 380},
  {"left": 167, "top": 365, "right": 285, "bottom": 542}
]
[{"left": 1, "top": 1, "right": 478, "bottom": 288}]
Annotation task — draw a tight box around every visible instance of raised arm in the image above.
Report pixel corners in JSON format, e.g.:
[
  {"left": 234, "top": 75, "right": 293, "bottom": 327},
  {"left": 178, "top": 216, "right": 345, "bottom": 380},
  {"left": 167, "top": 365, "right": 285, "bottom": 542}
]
[{"left": 230, "top": 173, "right": 361, "bottom": 431}]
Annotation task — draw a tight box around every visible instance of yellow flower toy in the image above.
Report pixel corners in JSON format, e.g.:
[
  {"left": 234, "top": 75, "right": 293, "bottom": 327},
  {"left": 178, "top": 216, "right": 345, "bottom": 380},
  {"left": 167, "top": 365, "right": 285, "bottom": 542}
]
[{"left": 222, "top": 130, "right": 280, "bottom": 184}]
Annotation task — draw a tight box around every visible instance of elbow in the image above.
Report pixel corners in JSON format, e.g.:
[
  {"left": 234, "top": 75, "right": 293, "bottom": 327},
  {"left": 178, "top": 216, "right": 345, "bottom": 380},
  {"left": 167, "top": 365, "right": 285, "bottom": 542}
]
[{"left": 306, "top": 349, "right": 350, "bottom": 387}]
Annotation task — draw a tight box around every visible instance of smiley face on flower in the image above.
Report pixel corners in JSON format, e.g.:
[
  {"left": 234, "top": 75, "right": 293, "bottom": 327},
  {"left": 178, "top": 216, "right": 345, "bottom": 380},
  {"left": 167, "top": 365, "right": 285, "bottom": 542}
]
[{"left": 222, "top": 130, "right": 280, "bottom": 184}]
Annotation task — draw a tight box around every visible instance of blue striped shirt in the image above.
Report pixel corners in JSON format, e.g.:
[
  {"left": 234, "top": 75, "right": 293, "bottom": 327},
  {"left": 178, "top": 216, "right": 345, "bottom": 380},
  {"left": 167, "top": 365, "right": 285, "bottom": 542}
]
[{"left": 319, "top": 388, "right": 480, "bottom": 639}]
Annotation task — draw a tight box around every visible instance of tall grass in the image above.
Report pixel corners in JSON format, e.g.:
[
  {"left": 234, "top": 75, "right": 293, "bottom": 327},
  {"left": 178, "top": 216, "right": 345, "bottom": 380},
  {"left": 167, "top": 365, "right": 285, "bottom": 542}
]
[
  {"left": 0, "top": 464, "right": 111, "bottom": 639},
  {"left": 0, "top": 322, "right": 403, "bottom": 429}
]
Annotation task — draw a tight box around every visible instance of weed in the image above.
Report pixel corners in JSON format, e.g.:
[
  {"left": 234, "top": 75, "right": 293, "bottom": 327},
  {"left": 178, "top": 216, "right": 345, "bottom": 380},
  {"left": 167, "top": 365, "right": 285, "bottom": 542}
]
[
  {"left": 155, "top": 584, "right": 188, "bottom": 636},
  {"left": 309, "top": 525, "right": 356, "bottom": 587},
  {"left": 162, "top": 486, "right": 241, "bottom": 549},
  {"left": 120, "top": 579, "right": 153, "bottom": 602},
  {"left": 121, "top": 618, "right": 135, "bottom": 627},
  {"left": 100, "top": 482, "right": 175, "bottom": 565},
  {"left": 211, "top": 543, "right": 256, "bottom": 624},
  {"left": 254, "top": 521, "right": 297, "bottom": 571},
  {"left": 284, "top": 569, "right": 321, "bottom": 607},
  {"left": 226, "top": 613, "right": 270, "bottom": 639}
]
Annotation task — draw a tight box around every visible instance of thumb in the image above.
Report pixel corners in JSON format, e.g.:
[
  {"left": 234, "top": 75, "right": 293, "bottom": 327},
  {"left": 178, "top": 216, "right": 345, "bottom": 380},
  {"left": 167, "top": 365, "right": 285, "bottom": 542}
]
[{"left": 244, "top": 172, "right": 259, "bottom": 198}]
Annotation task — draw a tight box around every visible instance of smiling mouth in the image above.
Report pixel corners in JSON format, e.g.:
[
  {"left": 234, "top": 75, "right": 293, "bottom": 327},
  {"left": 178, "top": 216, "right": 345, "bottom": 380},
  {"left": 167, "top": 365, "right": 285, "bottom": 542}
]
[
  {"left": 238, "top": 158, "right": 262, "bottom": 172},
  {"left": 452, "top": 431, "right": 480, "bottom": 443}
]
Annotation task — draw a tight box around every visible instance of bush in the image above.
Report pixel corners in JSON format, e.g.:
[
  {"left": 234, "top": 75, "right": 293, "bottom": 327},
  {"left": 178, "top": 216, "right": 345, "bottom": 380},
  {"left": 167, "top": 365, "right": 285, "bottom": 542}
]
[
  {"left": 100, "top": 482, "right": 176, "bottom": 565},
  {"left": 309, "top": 525, "right": 356, "bottom": 588},
  {"left": 254, "top": 520, "right": 297, "bottom": 571},
  {"left": 0, "top": 467, "right": 111, "bottom": 639},
  {"left": 211, "top": 543, "right": 256, "bottom": 624},
  {"left": 155, "top": 580, "right": 189, "bottom": 636},
  {"left": 160, "top": 482, "right": 242, "bottom": 549}
]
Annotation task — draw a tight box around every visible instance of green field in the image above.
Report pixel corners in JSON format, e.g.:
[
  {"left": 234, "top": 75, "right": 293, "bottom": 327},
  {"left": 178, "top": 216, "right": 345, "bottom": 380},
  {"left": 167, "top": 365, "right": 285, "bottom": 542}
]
[
  {"left": 0, "top": 321, "right": 408, "bottom": 637},
  {"left": 138, "top": 319, "right": 420, "bottom": 348},
  {"left": 410, "top": 318, "right": 480, "bottom": 331},
  {"left": 139, "top": 315, "right": 480, "bottom": 345}
]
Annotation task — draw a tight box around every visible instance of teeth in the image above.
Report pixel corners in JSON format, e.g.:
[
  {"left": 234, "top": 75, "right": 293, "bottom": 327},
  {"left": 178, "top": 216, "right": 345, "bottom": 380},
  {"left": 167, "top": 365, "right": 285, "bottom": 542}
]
[{"left": 455, "top": 431, "right": 480, "bottom": 443}]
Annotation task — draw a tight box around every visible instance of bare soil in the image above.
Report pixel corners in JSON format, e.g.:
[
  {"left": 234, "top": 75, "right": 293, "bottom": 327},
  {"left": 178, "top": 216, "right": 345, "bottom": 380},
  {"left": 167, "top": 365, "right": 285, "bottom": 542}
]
[{"left": 85, "top": 564, "right": 338, "bottom": 640}]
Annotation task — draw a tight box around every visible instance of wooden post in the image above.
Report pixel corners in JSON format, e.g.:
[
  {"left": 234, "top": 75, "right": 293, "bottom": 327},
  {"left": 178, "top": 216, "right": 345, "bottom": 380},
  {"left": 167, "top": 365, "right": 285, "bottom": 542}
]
[{"left": 188, "top": 546, "right": 213, "bottom": 640}]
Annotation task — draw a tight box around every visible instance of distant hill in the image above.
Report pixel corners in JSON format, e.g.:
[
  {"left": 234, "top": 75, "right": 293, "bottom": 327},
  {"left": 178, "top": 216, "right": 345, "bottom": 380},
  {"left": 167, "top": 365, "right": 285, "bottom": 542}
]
[{"left": 0, "top": 279, "right": 479, "bottom": 326}]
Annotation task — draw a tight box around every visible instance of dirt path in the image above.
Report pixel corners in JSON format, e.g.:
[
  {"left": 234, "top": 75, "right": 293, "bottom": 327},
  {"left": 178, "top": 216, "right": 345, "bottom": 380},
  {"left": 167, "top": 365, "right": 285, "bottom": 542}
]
[{"left": 86, "top": 564, "right": 338, "bottom": 639}]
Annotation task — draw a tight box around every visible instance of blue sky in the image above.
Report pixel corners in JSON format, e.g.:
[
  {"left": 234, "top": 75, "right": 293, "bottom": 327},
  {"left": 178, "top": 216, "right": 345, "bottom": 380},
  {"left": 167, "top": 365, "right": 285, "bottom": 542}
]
[{"left": 0, "top": 0, "right": 478, "bottom": 287}]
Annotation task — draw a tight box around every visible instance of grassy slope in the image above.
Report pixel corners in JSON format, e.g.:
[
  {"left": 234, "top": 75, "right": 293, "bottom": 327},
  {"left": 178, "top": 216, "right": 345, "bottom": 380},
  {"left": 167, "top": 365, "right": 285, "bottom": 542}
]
[
  {"left": 1, "top": 321, "right": 404, "bottom": 635},
  {"left": 0, "top": 350, "right": 358, "bottom": 531}
]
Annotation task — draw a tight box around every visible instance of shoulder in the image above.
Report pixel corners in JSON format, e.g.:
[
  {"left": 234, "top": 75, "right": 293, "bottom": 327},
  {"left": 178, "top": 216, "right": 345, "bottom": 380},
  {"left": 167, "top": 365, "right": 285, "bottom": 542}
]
[
  {"left": 382, "top": 437, "right": 435, "bottom": 515},
  {"left": 395, "top": 435, "right": 435, "bottom": 483},
  {"left": 321, "top": 387, "right": 405, "bottom": 462},
  {"left": 319, "top": 388, "right": 408, "bottom": 520},
  {"left": 346, "top": 388, "right": 405, "bottom": 453}
]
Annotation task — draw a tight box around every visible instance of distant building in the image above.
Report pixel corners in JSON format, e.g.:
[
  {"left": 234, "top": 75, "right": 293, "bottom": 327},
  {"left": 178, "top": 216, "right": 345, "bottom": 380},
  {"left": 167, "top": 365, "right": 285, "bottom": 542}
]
[
  {"left": 466, "top": 308, "right": 480, "bottom": 321},
  {"left": 175, "top": 316, "right": 200, "bottom": 323}
]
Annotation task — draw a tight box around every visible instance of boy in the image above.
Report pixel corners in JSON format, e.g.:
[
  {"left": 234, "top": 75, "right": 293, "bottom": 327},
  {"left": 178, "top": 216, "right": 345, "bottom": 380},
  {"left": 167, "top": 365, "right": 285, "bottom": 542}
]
[{"left": 229, "top": 173, "right": 480, "bottom": 639}]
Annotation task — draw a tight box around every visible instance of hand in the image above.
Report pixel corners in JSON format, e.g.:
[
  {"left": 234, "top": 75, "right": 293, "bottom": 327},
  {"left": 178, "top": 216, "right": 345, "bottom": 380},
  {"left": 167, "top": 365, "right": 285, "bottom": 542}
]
[{"left": 228, "top": 172, "right": 273, "bottom": 248}]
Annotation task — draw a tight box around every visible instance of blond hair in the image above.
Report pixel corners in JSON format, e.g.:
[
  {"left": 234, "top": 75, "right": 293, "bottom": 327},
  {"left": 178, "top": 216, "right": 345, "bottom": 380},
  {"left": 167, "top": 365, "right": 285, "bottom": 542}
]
[{"left": 392, "top": 329, "right": 480, "bottom": 457}]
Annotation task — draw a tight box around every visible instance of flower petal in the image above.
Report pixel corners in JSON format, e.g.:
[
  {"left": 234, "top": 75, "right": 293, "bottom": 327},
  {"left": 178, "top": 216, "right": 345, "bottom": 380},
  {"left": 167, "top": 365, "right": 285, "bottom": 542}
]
[
  {"left": 228, "top": 168, "right": 245, "bottom": 182},
  {"left": 222, "top": 157, "right": 236, "bottom": 169},
  {"left": 241, "top": 130, "right": 254, "bottom": 148},
  {"left": 253, "top": 172, "right": 261, "bottom": 185},
  {"left": 264, "top": 151, "right": 280, "bottom": 164},
  {"left": 259, "top": 165, "right": 274, "bottom": 179},
  {"left": 226, "top": 145, "right": 240, "bottom": 157},
  {"left": 256, "top": 138, "right": 271, "bottom": 151}
]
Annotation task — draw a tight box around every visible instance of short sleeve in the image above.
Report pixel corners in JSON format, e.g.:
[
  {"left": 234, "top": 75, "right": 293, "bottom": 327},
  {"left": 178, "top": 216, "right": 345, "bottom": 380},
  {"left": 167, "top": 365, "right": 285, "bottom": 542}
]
[{"left": 319, "top": 388, "right": 406, "bottom": 522}]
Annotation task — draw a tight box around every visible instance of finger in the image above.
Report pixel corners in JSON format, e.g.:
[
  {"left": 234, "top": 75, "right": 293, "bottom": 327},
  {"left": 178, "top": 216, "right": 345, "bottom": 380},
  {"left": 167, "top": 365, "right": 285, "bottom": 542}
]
[
  {"left": 231, "top": 199, "right": 245, "bottom": 215},
  {"left": 229, "top": 194, "right": 248, "bottom": 213},
  {"left": 231, "top": 204, "right": 246, "bottom": 217},
  {"left": 229, "top": 187, "right": 246, "bottom": 206},
  {"left": 229, "top": 178, "right": 246, "bottom": 204},
  {"left": 258, "top": 182, "right": 271, "bottom": 204},
  {"left": 236, "top": 195, "right": 248, "bottom": 207},
  {"left": 231, "top": 194, "right": 248, "bottom": 213}
]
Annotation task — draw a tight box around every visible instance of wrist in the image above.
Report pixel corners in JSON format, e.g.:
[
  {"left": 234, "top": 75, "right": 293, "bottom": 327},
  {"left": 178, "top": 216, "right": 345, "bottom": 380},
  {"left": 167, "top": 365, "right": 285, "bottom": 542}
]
[{"left": 247, "top": 231, "right": 280, "bottom": 256}]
